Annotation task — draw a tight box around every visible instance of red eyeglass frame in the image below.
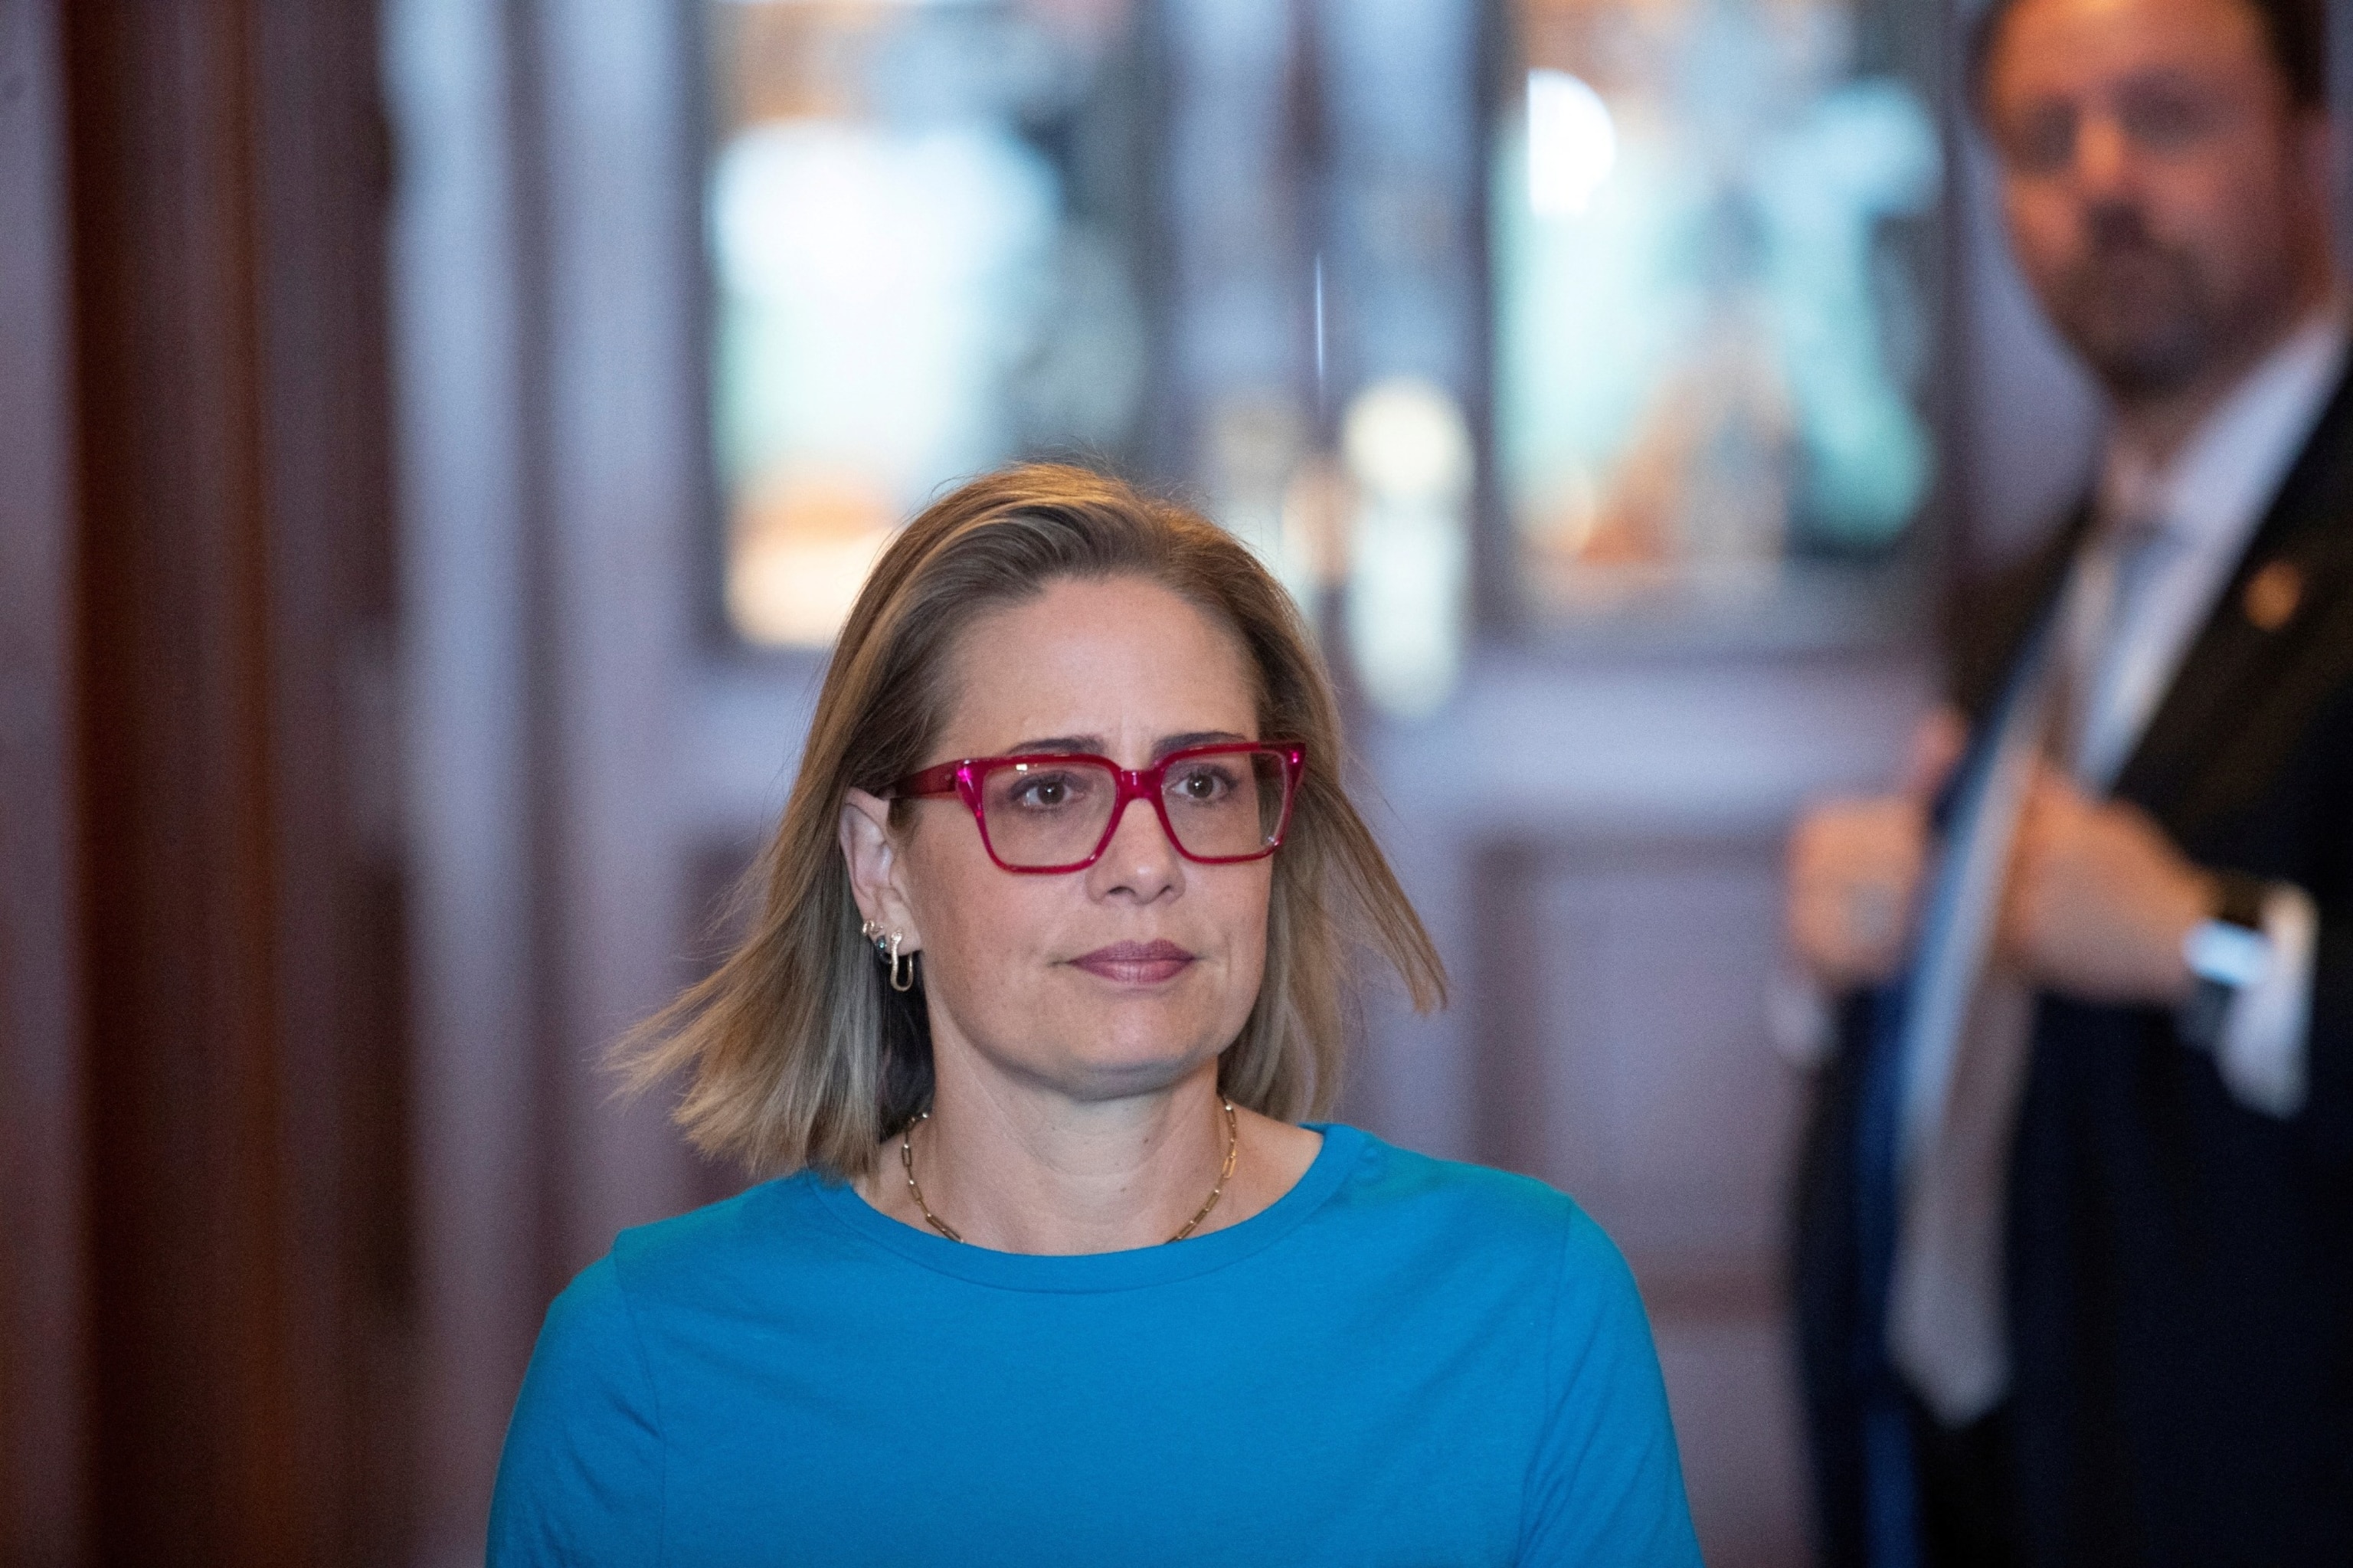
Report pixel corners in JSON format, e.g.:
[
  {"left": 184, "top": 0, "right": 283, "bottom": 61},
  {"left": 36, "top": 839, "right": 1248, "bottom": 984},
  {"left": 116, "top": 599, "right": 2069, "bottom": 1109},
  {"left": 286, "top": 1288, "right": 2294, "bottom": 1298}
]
[{"left": 879, "top": 741, "right": 1307, "bottom": 875}]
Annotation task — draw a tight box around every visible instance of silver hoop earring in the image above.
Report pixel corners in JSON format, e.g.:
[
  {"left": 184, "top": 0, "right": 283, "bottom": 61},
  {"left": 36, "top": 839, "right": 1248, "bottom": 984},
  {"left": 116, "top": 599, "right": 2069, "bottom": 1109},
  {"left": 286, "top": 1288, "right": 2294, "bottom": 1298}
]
[{"left": 887, "top": 931, "right": 916, "bottom": 994}]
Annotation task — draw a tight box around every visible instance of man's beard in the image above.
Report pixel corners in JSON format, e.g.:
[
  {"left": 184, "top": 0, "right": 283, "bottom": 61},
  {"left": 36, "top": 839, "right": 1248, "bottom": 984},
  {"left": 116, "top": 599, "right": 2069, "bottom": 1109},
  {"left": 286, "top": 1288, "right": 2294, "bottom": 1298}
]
[{"left": 2044, "top": 204, "right": 2236, "bottom": 403}]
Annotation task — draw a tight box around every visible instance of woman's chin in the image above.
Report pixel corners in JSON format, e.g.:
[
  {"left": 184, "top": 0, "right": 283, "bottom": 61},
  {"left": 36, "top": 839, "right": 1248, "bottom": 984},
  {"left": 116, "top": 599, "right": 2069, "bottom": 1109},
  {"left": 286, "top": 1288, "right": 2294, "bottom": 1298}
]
[
  {"left": 1001, "top": 1030, "right": 1229, "bottom": 1105},
  {"left": 942, "top": 978, "right": 1249, "bottom": 1101}
]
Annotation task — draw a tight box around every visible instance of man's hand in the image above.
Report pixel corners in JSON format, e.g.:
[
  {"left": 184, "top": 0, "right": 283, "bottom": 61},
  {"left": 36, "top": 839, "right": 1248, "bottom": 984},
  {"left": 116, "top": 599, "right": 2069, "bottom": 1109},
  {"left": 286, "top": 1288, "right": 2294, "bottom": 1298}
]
[
  {"left": 1998, "top": 766, "right": 2208, "bottom": 1005},
  {"left": 1785, "top": 710, "right": 1966, "bottom": 993}
]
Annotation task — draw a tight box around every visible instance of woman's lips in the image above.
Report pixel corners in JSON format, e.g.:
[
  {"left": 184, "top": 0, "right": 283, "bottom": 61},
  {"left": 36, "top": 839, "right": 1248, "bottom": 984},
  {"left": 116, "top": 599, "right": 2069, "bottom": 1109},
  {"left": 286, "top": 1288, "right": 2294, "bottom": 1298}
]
[{"left": 1069, "top": 940, "right": 1197, "bottom": 984}]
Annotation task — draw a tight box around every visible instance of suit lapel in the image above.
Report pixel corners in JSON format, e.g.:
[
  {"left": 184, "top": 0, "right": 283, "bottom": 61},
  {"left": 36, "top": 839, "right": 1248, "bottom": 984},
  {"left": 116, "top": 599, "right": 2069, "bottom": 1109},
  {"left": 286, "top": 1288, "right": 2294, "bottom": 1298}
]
[{"left": 2116, "top": 364, "right": 2353, "bottom": 833}]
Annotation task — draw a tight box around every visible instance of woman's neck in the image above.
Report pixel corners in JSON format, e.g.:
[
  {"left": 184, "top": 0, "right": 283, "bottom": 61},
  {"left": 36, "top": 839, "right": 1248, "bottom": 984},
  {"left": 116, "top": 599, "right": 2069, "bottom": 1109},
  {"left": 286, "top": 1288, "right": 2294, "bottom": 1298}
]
[{"left": 857, "top": 1058, "right": 1320, "bottom": 1255}]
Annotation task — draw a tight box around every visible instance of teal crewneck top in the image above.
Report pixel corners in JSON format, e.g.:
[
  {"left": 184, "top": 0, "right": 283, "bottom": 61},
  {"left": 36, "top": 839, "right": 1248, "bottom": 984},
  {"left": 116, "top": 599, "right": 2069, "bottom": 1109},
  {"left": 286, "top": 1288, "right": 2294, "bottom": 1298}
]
[{"left": 489, "top": 1123, "right": 1701, "bottom": 1566}]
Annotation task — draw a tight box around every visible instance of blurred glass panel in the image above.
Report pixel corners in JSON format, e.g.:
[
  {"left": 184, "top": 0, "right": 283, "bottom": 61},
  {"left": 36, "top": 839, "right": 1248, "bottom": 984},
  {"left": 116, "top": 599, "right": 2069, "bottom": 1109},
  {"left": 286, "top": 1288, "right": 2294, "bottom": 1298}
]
[
  {"left": 708, "top": 0, "right": 1150, "bottom": 647},
  {"left": 1313, "top": 0, "right": 1483, "bottom": 717},
  {"left": 1497, "top": 0, "right": 1940, "bottom": 624}
]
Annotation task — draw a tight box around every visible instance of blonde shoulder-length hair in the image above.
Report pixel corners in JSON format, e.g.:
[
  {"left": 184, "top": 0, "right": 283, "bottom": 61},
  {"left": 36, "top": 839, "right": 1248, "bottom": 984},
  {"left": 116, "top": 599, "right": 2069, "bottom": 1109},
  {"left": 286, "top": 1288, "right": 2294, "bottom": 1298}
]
[{"left": 621, "top": 463, "right": 1446, "bottom": 1179}]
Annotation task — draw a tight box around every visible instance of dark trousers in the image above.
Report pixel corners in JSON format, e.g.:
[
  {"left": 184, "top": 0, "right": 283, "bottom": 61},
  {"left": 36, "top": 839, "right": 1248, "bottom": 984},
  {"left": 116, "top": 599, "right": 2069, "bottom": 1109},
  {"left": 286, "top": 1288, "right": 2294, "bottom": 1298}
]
[{"left": 1905, "top": 1390, "right": 2020, "bottom": 1568}]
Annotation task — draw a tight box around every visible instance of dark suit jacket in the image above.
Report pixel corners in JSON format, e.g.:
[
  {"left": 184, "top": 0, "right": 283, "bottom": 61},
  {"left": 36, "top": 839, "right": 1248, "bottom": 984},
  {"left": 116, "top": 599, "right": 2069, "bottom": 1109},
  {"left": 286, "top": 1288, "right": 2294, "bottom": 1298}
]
[{"left": 1795, "top": 366, "right": 2353, "bottom": 1567}]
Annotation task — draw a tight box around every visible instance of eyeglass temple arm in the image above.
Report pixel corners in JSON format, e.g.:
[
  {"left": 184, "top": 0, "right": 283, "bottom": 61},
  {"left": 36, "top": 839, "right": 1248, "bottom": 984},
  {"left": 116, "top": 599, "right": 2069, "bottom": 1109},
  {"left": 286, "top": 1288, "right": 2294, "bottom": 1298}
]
[{"left": 877, "top": 761, "right": 964, "bottom": 800}]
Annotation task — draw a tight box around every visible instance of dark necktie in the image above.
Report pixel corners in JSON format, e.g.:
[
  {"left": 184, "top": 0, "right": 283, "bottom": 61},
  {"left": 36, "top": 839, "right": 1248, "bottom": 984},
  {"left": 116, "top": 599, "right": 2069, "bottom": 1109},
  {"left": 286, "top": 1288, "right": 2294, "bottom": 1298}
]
[
  {"left": 1886, "top": 505, "right": 2169, "bottom": 1428},
  {"left": 1850, "top": 507, "right": 2165, "bottom": 1563}
]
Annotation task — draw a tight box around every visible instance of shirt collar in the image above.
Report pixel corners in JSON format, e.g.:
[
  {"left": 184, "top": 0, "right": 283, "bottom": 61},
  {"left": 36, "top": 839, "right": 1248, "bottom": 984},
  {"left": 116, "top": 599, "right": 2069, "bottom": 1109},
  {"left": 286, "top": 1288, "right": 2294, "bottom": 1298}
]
[{"left": 2097, "top": 302, "right": 2351, "bottom": 554}]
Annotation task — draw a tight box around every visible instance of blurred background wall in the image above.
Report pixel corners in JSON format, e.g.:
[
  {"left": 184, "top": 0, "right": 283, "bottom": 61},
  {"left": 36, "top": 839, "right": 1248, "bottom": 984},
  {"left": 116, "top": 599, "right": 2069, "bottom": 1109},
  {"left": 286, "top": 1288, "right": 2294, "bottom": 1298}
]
[{"left": 2, "top": 0, "right": 2126, "bottom": 1563}]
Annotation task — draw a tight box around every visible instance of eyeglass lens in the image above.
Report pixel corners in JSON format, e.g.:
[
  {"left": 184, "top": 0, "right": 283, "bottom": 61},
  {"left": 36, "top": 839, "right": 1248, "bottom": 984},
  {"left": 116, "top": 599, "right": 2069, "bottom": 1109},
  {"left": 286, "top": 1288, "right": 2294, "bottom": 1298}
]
[{"left": 977, "top": 751, "right": 1290, "bottom": 868}]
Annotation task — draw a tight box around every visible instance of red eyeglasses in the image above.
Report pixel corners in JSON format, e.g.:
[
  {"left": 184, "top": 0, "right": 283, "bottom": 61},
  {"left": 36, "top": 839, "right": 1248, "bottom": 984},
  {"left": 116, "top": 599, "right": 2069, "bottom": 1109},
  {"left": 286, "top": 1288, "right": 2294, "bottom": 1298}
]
[{"left": 881, "top": 741, "right": 1307, "bottom": 874}]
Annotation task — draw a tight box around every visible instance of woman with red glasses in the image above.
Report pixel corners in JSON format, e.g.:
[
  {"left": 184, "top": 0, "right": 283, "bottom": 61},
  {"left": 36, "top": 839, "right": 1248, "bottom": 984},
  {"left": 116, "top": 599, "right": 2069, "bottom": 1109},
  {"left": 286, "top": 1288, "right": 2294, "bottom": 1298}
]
[{"left": 490, "top": 465, "right": 1700, "bottom": 1565}]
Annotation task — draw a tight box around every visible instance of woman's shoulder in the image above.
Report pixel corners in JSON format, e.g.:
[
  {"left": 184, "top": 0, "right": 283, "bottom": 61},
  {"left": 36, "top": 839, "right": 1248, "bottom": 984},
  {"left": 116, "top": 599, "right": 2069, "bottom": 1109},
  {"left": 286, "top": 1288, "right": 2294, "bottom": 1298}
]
[
  {"left": 578, "top": 1170, "right": 841, "bottom": 1311},
  {"left": 1311, "top": 1127, "right": 1656, "bottom": 1383},
  {"left": 497, "top": 1184, "right": 834, "bottom": 1554},
  {"left": 1318, "top": 1124, "right": 1625, "bottom": 1276}
]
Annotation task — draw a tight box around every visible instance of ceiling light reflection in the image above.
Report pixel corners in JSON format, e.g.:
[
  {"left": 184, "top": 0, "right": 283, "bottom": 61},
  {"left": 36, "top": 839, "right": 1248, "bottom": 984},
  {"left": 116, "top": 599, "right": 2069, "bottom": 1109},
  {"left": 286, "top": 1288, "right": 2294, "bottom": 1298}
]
[{"left": 1527, "top": 68, "right": 1615, "bottom": 219}]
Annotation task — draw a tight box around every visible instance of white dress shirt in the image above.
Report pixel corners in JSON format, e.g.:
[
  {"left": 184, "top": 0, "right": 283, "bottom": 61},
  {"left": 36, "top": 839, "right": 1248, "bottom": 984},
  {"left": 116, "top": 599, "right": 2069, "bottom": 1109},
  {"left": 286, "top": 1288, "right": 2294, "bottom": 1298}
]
[
  {"left": 2079, "top": 304, "right": 2344, "bottom": 1117},
  {"left": 1772, "top": 306, "right": 2342, "bottom": 1121}
]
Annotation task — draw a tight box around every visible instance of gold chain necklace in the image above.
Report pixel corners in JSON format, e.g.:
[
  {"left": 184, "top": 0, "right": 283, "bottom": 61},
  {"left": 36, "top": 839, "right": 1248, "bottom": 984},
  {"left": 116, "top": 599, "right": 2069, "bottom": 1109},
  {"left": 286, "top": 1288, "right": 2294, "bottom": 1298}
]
[{"left": 899, "top": 1098, "right": 1241, "bottom": 1246}]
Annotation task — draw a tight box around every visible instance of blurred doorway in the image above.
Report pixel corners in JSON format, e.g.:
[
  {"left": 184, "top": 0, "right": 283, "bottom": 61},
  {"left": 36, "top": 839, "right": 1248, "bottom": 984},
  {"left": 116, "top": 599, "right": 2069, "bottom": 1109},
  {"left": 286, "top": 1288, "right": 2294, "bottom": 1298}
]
[{"left": 384, "top": 2, "right": 1985, "bottom": 1564}]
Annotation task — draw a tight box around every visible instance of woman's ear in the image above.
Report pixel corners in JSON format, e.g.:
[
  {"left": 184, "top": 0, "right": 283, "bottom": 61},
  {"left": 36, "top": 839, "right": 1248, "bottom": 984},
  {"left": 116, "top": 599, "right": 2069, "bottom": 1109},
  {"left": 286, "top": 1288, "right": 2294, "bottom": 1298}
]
[{"left": 839, "top": 787, "right": 918, "bottom": 945}]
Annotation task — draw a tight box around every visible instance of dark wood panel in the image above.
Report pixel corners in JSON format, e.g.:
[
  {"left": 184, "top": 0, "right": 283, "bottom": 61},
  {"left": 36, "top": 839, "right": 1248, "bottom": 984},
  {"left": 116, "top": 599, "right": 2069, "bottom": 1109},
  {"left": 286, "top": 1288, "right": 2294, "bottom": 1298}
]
[
  {"left": 1470, "top": 830, "right": 1813, "bottom": 1568},
  {"left": 1474, "top": 833, "right": 1805, "bottom": 1269},
  {"left": 60, "top": 1, "right": 409, "bottom": 1560},
  {"left": 1654, "top": 1316, "right": 1814, "bottom": 1568},
  {"left": 68, "top": 6, "right": 304, "bottom": 1549}
]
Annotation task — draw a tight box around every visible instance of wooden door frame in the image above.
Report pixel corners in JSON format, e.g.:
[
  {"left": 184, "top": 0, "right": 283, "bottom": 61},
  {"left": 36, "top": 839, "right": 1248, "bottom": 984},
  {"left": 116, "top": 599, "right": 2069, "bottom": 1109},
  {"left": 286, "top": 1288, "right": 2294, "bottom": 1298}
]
[{"left": 5, "top": 1, "right": 407, "bottom": 1558}]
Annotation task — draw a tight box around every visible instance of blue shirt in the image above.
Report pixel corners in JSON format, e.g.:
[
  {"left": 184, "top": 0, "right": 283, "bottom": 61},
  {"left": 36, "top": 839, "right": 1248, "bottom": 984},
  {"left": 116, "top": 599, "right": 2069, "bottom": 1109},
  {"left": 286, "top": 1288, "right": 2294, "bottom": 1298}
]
[{"left": 490, "top": 1124, "right": 1701, "bottom": 1566}]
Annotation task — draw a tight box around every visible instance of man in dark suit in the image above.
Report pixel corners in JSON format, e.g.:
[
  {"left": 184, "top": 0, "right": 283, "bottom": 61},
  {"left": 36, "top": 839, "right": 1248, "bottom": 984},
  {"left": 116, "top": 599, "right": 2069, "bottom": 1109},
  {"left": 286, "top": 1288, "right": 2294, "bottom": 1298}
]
[{"left": 1782, "top": 0, "right": 2352, "bottom": 1562}]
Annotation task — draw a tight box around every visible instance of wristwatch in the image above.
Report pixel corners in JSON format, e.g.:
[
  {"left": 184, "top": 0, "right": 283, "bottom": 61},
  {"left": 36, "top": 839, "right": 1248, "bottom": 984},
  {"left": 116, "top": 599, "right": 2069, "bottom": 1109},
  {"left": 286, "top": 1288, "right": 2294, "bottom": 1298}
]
[{"left": 2177, "top": 872, "right": 2273, "bottom": 1053}]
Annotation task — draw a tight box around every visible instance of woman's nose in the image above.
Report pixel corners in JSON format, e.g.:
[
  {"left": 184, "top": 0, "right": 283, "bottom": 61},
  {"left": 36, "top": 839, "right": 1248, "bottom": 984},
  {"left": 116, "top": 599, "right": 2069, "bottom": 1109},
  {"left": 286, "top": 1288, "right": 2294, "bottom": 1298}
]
[{"left": 1088, "top": 791, "right": 1183, "bottom": 899}]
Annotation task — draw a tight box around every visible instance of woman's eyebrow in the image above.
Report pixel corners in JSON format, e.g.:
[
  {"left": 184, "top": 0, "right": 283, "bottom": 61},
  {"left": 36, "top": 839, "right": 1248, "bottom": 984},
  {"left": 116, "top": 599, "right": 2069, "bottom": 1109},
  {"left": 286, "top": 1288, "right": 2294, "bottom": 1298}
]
[
  {"left": 1004, "top": 735, "right": 1101, "bottom": 756},
  {"left": 997, "top": 729, "right": 1250, "bottom": 760},
  {"left": 1151, "top": 730, "right": 1248, "bottom": 759}
]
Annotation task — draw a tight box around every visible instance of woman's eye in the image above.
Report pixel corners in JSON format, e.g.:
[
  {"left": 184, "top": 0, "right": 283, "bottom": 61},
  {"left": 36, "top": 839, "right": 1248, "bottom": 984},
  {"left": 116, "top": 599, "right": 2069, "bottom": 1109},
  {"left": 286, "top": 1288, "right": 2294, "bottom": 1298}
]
[
  {"left": 1010, "top": 773, "right": 1082, "bottom": 809},
  {"left": 1168, "top": 765, "right": 1236, "bottom": 802}
]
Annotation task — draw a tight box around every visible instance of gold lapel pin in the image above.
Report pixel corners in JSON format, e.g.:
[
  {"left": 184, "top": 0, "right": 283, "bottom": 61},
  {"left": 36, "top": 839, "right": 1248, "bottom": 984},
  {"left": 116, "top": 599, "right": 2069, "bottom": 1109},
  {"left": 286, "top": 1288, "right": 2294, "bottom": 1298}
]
[{"left": 2243, "top": 560, "right": 2303, "bottom": 631}]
